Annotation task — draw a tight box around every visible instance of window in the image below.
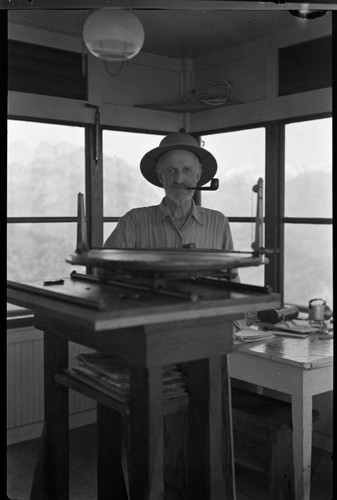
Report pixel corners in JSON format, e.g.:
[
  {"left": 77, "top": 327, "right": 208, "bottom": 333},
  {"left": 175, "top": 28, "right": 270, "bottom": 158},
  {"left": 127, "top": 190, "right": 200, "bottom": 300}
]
[
  {"left": 7, "top": 120, "right": 86, "bottom": 294},
  {"left": 8, "top": 118, "right": 332, "bottom": 313},
  {"left": 283, "top": 117, "right": 332, "bottom": 307},
  {"left": 102, "top": 130, "right": 164, "bottom": 242},
  {"left": 202, "top": 128, "right": 266, "bottom": 285}
]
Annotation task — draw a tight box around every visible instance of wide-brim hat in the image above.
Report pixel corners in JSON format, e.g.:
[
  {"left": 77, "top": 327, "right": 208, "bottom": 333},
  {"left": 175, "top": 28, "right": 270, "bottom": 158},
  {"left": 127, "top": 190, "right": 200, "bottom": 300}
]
[{"left": 140, "top": 133, "right": 218, "bottom": 187}]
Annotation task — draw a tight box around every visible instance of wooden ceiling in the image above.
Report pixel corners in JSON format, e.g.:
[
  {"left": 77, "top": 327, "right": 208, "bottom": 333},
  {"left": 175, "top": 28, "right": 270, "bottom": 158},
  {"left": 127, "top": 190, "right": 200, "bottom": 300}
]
[{"left": 7, "top": 8, "right": 332, "bottom": 59}]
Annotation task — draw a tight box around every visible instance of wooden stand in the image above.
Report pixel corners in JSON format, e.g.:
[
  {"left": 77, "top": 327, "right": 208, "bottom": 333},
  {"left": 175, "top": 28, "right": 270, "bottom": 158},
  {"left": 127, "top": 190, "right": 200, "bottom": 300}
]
[
  {"left": 7, "top": 277, "right": 280, "bottom": 500},
  {"left": 37, "top": 317, "right": 235, "bottom": 500}
]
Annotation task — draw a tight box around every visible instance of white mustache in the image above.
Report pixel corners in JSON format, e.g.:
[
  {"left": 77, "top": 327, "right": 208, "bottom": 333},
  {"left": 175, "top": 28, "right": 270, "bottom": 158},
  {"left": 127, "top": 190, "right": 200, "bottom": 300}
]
[{"left": 172, "top": 183, "right": 192, "bottom": 188}]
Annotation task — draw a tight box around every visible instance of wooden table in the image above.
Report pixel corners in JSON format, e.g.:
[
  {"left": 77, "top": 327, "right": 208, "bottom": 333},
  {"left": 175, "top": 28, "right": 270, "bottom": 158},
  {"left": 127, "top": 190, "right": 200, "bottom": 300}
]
[
  {"left": 229, "top": 333, "right": 333, "bottom": 500},
  {"left": 7, "top": 277, "right": 280, "bottom": 500}
]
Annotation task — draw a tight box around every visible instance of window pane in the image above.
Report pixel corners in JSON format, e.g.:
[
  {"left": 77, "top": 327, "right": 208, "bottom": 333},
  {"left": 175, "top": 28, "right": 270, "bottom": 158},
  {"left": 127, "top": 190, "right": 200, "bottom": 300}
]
[
  {"left": 103, "top": 131, "right": 164, "bottom": 216},
  {"left": 284, "top": 224, "right": 333, "bottom": 307},
  {"left": 285, "top": 118, "right": 332, "bottom": 218},
  {"left": 7, "top": 120, "right": 85, "bottom": 217},
  {"left": 103, "top": 222, "right": 118, "bottom": 244},
  {"left": 7, "top": 223, "right": 85, "bottom": 283},
  {"left": 201, "top": 129, "right": 265, "bottom": 217},
  {"left": 230, "top": 223, "right": 264, "bottom": 286}
]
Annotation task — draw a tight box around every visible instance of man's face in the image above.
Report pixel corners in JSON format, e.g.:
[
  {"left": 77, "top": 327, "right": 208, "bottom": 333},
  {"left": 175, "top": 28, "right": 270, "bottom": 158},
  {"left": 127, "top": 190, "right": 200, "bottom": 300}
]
[{"left": 156, "top": 149, "right": 202, "bottom": 202}]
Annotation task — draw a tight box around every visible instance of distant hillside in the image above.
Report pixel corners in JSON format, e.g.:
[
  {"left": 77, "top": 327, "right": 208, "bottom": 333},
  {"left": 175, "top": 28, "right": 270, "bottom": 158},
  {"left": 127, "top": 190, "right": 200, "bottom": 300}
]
[
  {"left": 104, "top": 156, "right": 163, "bottom": 215},
  {"left": 8, "top": 141, "right": 84, "bottom": 216},
  {"left": 8, "top": 143, "right": 332, "bottom": 219},
  {"left": 7, "top": 144, "right": 333, "bottom": 306},
  {"left": 204, "top": 170, "right": 332, "bottom": 219},
  {"left": 284, "top": 171, "right": 332, "bottom": 218}
]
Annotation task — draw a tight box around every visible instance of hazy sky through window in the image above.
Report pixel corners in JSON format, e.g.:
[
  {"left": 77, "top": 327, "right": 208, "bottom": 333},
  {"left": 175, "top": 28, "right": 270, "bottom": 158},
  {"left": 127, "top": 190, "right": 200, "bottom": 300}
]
[{"left": 9, "top": 119, "right": 331, "bottom": 182}]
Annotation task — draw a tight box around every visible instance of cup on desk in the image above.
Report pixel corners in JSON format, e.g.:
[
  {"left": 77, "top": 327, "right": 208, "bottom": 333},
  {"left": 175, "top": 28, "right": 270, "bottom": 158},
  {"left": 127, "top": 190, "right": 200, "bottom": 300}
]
[{"left": 309, "top": 298, "right": 326, "bottom": 324}]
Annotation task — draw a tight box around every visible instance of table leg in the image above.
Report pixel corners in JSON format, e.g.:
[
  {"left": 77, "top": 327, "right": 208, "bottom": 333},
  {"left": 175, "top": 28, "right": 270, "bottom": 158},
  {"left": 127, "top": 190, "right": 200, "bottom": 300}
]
[
  {"left": 43, "top": 330, "right": 69, "bottom": 500},
  {"left": 291, "top": 390, "right": 313, "bottom": 500},
  {"left": 97, "top": 403, "right": 127, "bottom": 499},
  {"left": 129, "top": 366, "right": 164, "bottom": 500},
  {"left": 187, "top": 356, "right": 234, "bottom": 500},
  {"left": 29, "top": 422, "right": 48, "bottom": 500},
  {"left": 222, "top": 355, "right": 236, "bottom": 500}
]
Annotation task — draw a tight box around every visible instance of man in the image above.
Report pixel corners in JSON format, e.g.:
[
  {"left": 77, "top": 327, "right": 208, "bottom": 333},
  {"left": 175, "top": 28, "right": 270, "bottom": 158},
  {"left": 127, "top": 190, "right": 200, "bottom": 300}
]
[
  {"left": 104, "top": 132, "right": 236, "bottom": 255},
  {"left": 104, "top": 132, "right": 237, "bottom": 499}
]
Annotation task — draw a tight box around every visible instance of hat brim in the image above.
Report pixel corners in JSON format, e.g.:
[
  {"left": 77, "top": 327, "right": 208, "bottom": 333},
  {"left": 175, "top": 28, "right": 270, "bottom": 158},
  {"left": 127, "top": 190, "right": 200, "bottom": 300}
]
[{"left": 140, "top": 143, "right": 218, "bottom": 187}]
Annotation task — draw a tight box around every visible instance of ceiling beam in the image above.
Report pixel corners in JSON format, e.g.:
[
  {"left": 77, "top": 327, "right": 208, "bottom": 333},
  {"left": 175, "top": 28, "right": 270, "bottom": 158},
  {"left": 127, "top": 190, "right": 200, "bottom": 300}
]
[{"left": 1, "top": 0, "right": 336, "bottom": 11}]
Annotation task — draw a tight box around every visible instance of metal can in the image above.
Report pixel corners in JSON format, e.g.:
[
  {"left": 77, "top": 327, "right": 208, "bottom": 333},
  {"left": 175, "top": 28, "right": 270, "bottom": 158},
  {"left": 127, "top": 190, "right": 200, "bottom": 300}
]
[{"left": 308, "top": 298, "right": 326, "bottom": 323}]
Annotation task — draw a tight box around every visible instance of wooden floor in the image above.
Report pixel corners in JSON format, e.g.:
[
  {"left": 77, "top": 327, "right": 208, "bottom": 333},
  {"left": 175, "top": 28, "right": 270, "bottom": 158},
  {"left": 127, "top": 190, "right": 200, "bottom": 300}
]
[{"left": 7, "top": 423, "right": 333, "bottom": 500}]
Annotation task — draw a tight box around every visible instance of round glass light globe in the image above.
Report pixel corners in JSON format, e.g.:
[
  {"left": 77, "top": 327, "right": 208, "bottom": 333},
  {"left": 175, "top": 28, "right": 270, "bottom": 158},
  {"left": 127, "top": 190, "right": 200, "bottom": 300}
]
[{"left": 83, "top": 10, "right": 145, "bottom": 61}]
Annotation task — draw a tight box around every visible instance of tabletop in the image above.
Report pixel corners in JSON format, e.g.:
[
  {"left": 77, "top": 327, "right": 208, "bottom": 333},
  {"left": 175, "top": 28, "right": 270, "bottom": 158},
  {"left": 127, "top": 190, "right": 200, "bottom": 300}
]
[
  {"left": 7, "top": 277, "right": 281, "bottom": 331},
  {"left": 233, "top": 333, "right": 333, "bottom": 369}
]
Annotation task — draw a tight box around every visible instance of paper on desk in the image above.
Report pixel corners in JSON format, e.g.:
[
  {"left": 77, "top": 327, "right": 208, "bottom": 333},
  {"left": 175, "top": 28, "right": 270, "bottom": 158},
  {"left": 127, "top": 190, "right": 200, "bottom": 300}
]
[
  {"left": 235, "top": 327, "right": 275, "bottom": 343},
  {"left": 274, "top": 320, "right": 319, "bottom": 334}
]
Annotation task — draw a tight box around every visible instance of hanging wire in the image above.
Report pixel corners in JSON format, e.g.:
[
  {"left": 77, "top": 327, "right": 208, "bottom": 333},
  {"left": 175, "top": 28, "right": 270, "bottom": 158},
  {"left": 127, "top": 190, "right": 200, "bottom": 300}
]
[
  {"left": 82, "top": 38, "right": 126, "bottom": 77},
  {"left": 101, "top": 39, "right": 126, "bottom": 76},
  {"left": 183, "top": 79, "right": 234, "bottom": 106},
  {"left": 103, "top": 59, "right": 125, "bottom": 77}
]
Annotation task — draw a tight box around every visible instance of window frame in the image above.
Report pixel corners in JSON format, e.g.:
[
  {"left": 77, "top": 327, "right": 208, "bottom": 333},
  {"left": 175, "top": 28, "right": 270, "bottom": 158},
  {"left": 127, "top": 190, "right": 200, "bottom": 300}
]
[
  {"left": 265, "top": 114, "right": 332, "bottom": 305},
  {"left": 6, "top": 116, "right": 95, "bottom": 327},
  {"left": 280, "top": 114, "right": 333, "bottom": 306},
  {"left": 201, "top": 112, "right": 332, "bottom": 305},
  {"left": 7, "top": 113, "right": 332, "bottom": 326}
]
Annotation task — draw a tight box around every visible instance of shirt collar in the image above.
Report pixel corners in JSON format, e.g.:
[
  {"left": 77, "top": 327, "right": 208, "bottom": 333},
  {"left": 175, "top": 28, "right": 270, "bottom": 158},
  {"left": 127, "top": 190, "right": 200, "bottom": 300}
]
[{"left": 155, "top": 198, "right": 204, "bottom": 226}]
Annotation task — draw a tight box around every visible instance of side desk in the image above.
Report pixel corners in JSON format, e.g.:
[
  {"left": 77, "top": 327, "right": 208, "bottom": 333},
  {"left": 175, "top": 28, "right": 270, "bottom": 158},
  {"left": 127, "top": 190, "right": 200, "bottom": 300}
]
[
  {"left": 7, "top": 278, "right": 280, "bottom": 500},
  {"left": 229, "top": 334, "right": 333, "bottom": 500}
]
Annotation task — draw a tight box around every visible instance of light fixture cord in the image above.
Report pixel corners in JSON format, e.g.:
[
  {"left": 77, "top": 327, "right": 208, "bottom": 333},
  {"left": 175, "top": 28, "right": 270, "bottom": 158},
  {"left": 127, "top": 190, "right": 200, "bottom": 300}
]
[
  {"left": 103, "top": 59, "right": 125, "bottom": 77},
  {"left": 100, "top": 39, "right": 127, "bottom": 77}
]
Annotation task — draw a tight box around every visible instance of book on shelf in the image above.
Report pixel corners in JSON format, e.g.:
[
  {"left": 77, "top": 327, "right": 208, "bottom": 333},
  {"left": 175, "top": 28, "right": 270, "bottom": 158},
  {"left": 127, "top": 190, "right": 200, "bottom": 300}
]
[{"left": 70, "top": 352, "right": 187, "bottom": 401}]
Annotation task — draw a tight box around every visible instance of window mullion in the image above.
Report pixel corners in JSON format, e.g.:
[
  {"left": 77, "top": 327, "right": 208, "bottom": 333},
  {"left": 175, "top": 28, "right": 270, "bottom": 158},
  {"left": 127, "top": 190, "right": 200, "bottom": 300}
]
[
  {"left": 265, "top": 122, "right": 285, "bottom": 298},
  {"left": 7, "top": 217, "right": 78, "bottom": 223},
  {"left": 282, "top": 217, "right": 332, "bottom": 225}
]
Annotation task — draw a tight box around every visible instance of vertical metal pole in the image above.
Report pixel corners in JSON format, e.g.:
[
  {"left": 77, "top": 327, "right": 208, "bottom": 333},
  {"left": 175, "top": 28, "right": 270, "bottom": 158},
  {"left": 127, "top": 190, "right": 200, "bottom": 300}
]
[
  {"left": 76, "top": 193, "right": 89, "bottom": 253},
  {"left": 85, "top": 123, "right": 103, "bottom": 251},
  {"left": 251, "top": 178, "right": 264, "bottom": 252},
  {"left": 265, "top": 122, "right": 285, "bottom": 299}
]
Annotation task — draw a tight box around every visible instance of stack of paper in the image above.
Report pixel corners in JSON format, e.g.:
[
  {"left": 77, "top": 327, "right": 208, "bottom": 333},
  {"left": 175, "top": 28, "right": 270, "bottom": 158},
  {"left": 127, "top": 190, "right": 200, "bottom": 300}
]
[
  {"left": 235, "top": 327, "right": 275, "bottom": 343},
  {"left": 69, "top": 352, "right": 186, "bottom": 402},
  {"left": 273, "top": 319, "right": 320, "bottom": 336}
]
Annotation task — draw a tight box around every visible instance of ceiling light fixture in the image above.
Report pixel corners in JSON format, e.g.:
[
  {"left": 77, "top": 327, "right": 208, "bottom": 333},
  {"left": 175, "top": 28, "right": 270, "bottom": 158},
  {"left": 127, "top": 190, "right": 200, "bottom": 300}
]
[
  {"left": 82, "top": 9, "right": 145, "bottom": 62},
  {"left": 289, "top": 10, "right": 327, "bottom": 20}
]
